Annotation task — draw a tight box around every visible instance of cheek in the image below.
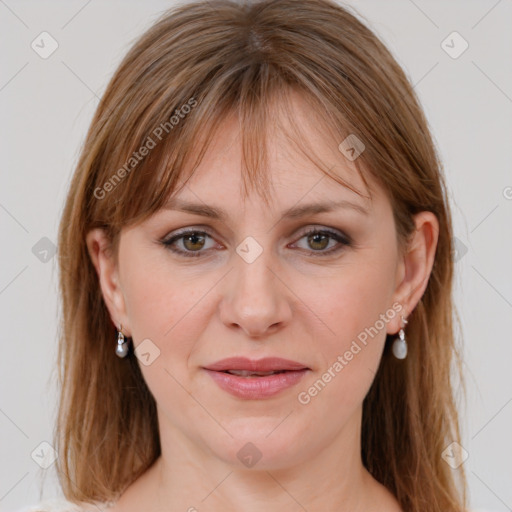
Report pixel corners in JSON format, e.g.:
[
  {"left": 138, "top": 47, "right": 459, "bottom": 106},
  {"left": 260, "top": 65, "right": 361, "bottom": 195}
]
[
  {"left": 120, "top": 251, "right": 219, "bottom": 373},
  {"left": 121, "top": 262, "right": 174, "bottom": 339},
  {"left": 298, "top": 252, "right": 397, "bottom": 397},
  {"left": 313, "top": 260, "right": 396, "bottom": 347},
  {"left": 121, "top": 247, "right": 195, "bottom": 334},
  {"left": 119, "top": 254, "right": 211, "bottom": 410}
]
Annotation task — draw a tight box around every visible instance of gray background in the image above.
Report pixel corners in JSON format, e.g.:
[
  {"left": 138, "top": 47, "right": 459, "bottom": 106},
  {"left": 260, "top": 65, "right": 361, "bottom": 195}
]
[{"left": 1, "top": 1, "right": 511, "bottom": 511}]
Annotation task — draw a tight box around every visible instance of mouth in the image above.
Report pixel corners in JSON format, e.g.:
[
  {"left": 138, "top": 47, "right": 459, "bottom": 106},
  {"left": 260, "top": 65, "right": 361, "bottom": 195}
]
[
  {"left": 202, "top": 357, "right": 310, "bottom": 399},
  {"left": 223, "top": 369, "right": 292, "bottom": 376}
]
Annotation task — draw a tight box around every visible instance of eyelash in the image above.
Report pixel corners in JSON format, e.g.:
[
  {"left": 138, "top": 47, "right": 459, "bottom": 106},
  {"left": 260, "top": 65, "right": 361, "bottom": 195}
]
[{"left": 161, "top": 227, "right": 352, "bottom": 258}]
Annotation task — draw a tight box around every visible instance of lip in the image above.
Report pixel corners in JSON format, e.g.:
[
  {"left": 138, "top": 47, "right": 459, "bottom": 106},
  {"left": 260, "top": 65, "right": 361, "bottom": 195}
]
[
  {"left": 203, "top": 356, "right": 309, "bottom": 372},
  {"left": 203, "top": 357, "right": 310, "bottom": 400}
]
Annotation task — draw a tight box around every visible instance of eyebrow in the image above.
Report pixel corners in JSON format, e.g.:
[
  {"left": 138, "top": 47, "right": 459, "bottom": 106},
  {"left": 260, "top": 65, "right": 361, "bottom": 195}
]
[{"left": 162, "top": 197, "right": 370, "bottom": 220}]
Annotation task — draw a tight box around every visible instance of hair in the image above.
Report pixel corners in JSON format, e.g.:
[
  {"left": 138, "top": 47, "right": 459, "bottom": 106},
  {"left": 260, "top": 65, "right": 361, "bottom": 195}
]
[{"left": 54, "top": 0, "right": 467, "bottom": 510}]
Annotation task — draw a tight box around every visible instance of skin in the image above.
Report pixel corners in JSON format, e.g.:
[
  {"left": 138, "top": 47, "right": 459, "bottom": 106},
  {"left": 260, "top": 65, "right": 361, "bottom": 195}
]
[{"left": 86, "top": 92, "right": 439, "bottom": 512}]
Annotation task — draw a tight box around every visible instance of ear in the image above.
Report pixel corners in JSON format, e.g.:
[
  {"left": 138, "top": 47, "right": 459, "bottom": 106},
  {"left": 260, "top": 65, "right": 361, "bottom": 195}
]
[
  {"left": 85, "top": 228, "right": 131, "bottom": 336},
  {"left": 388, "top": 211, "right": 439, "bottom": 334}
]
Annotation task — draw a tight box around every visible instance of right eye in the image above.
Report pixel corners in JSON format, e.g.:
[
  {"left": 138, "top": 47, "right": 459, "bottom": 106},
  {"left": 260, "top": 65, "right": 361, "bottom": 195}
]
[{"left": 161, "top": 229, "right": 218, "bottom": 257}]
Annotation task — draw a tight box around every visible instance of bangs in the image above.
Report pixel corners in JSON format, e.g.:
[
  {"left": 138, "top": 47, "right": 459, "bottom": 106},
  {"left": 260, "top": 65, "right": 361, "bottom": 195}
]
[{"left": 102, "top": 74, "right": 373, "bottom": 235}]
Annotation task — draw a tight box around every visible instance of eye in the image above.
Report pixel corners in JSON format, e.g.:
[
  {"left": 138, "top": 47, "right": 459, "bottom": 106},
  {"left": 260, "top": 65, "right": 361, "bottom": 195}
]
[
  {"left": 290, "top": 227, "right": 352, "bottom": 256},
  {"left": 161, "top": 229, "right": 218, "bottom": 257},
  {"left": 161, "top": 226, "right": 352, "bottom": 258}
]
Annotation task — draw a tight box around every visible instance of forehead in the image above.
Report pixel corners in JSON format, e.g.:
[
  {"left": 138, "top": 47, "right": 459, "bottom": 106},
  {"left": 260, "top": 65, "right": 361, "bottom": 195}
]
[{"left": 171, "top": 91, "right": 382, "bottom": 216}]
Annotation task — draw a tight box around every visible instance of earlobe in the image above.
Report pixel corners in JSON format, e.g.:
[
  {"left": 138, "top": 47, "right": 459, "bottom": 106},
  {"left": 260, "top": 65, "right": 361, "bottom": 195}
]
[
  {"left": 85, "top": 228, "right": 129, "bottom": 334},
  {"left": 390, "top": 211, "right": 439, "bottom": 333}
]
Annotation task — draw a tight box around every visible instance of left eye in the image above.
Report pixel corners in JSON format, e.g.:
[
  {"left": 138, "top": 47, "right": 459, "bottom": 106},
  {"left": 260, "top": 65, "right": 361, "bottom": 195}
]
[
  {"left": 162, "top": 228, "right": 351, "bottom": 257},
  {"left": 291, "top": 228, "right": 351, "bottom": 255}
]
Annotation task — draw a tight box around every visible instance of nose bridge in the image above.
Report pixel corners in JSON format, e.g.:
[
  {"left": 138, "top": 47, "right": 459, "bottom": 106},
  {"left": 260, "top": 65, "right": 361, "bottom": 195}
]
[
  {"left": 220, "top": 235, "right": 291, "bottom": 336},
  {"left": 235, "top": 239, "right": 275, "bottom": 297},
  {"left": 233, "top": 237, "right": 279, "bottom": 309}
]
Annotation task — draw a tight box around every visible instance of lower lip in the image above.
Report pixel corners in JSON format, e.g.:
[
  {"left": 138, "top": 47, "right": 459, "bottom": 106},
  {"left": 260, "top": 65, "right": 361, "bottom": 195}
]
[{"left": 204, "top": 369, "right": 309, "bottom": 399}]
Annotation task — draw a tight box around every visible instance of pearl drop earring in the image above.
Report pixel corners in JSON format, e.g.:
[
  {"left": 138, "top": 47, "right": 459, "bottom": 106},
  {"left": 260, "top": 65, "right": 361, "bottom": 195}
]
[
  {"left": 392, "top": 315, "right": 408, "bottom": 360},
  {"left": 115, "top": 324, "right": 130, "bottom": 358}
]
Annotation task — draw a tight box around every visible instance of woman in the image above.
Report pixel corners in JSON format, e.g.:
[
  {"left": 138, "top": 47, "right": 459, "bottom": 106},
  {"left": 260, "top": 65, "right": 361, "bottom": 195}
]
[{"left": 21, "top": 0, "right": 472, "bottom": 510}]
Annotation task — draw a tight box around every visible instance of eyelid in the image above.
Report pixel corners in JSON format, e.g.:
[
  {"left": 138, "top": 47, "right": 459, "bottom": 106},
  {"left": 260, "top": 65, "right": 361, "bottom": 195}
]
[
  {"left": 162, "top": 224, "right": 350, "bottom": 241},
  {"left": 164, "top": 225, "right": 215, "bottom": 238},
  {"left": 160, "top": 224, "right": 353, "bottom": 257},
  {"left": 293, "top": 225, "right": 352, "bottom": 244}
]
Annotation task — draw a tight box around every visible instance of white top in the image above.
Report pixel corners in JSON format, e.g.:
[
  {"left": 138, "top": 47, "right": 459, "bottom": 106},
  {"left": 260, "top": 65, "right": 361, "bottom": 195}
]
[
  {"left": 13, "top": 499, "right": 79, "bottom": 512},
  {"left": 13, "top": 497, "right": 114, "bottom": 512}
]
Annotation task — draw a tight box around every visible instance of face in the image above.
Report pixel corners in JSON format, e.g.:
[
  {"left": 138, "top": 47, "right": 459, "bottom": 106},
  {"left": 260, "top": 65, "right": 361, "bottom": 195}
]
[{"left": 90, "top": 92, "right": 431, "bottom": 472}]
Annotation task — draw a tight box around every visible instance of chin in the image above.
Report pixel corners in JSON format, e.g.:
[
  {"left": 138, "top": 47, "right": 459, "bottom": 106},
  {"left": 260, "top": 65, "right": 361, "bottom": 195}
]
[{"left": 204, "top": 422, "right": 305, "bottom": 470}]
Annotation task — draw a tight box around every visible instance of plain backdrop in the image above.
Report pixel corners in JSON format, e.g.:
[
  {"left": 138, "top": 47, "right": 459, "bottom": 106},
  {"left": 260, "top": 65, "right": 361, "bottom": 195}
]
[{"left": 1, "top": 1, "right": 511, "bottom": 511}]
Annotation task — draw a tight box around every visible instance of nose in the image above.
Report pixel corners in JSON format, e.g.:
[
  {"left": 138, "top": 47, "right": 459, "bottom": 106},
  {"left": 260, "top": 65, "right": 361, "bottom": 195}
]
[{"left": 219, "top": 246, "right": 293, "bottom": 338}]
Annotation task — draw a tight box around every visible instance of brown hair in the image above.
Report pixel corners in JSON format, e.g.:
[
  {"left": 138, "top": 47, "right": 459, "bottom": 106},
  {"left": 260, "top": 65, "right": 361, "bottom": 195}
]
[{"left": 54, "top": 0, "right": 467, "bottom": 510}]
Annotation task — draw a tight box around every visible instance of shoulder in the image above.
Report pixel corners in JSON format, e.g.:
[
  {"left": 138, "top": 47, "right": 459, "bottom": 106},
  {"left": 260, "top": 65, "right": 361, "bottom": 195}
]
[{"left": 14, "top": 497, "right": 115, "bottom": 512}]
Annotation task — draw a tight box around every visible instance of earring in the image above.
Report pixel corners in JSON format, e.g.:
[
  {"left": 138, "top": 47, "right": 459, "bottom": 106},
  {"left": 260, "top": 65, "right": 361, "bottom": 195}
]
[
  {"left": 115, "top": 324, "right": 130, "bottom": 358},
  {"left": 392, "top": 315, "right": 408, "bottom": 360}
]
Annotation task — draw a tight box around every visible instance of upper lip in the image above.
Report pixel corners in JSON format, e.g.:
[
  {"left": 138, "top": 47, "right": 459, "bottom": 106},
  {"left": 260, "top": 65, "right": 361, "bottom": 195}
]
[{"left": 203, "top": 357, "right": 309, "bottom": 372}]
